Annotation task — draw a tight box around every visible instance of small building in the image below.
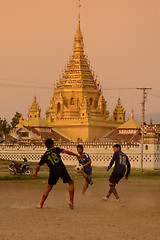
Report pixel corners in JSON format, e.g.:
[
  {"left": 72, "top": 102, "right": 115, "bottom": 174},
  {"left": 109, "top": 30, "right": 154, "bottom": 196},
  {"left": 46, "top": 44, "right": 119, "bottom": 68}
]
[
  {"left": 11, "top": 96, "right": 70, "bottom": 143},
  {"left": 101, "top": 109, "right": 141, "bottom": 143}
]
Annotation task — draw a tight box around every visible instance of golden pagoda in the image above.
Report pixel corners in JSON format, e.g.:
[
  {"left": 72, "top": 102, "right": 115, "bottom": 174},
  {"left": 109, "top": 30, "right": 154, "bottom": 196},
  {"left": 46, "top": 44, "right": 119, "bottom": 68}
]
[
  {"left": 17, "top": 96, "right": 50, "bottom": 128},
  {"left": 118, "top": 108, "right": 141, "bottom": 135},
  {"left": 113, "top": 97, "right": 126, "bottom": 123},
  {"left": 118, "top": 108, "right": 141, "bottom": 130},
  {"left": 27, "top": 96, "right": 41, "bottom": 120},
  {"left": 46, "top": 18, "right": 125, "bottom": 142}
]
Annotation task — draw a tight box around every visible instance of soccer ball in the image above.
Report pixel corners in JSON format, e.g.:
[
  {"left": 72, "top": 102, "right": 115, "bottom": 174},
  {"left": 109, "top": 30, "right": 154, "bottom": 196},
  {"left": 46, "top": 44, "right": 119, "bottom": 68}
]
[{"left": 74, "top": 164, "right": 83, "bottom": 173}]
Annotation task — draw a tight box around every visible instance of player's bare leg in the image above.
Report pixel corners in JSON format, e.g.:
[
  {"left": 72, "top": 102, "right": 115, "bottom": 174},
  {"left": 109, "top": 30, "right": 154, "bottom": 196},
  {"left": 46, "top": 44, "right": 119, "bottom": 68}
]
[
  {"left": 68, "top": 180, "right": 74, "bottom": 209},
  {"left": 102, "top": 183, "right": 112, "bottom": 201},
  {"left": 107, "top": 183, "right": 119, "bottom": 202},
  {"left": 102, "top": 183, "right": 119, "bottom": 201},
  {"left": 36, "top": 184, "right": 53, "bottom": 208},
  {"left": 111, "top": 183, "right": 120, "bottom": 201},
  {"left": 81, "top": 170, "right": 93, "bottom": 186},
  {"left": 81, "top": 170, "right": 89, "bottom": 194},
  {"left": 82, "top": 181, "right": 89, "bottom": 195},
  {"left": 81, "top": 170, "right": 88, "bottom": 179}
]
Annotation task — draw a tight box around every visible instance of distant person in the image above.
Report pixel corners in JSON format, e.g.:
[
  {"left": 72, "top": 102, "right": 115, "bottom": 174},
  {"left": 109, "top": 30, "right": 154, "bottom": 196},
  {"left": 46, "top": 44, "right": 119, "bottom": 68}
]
[
  {"left": 77, "top": 144, "right": 93, "bottom": 194},
  {"left": 102, "top": 144, "right": 131, "bottom": 202},
  {"left": 32, "top": 138, "right": 79, "bottom": 209}
]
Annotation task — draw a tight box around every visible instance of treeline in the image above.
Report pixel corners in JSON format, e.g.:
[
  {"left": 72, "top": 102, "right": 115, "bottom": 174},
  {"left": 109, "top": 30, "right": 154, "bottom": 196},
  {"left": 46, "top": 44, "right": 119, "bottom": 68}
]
[{"left": 0, "top": 112, "right": 22, "bottom": 135}]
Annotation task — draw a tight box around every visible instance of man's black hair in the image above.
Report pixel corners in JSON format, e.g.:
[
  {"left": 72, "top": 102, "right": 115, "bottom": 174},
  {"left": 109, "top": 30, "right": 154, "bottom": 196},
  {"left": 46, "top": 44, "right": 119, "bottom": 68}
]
[
  {"left": 45, "top": 138, "right": 54, "bottom": 149},
  {"left": 77, "top": 144, "right": 83, "bottom": 151},
  {"left": 113, "top": 144, "right": 121, "bottom": 150}
]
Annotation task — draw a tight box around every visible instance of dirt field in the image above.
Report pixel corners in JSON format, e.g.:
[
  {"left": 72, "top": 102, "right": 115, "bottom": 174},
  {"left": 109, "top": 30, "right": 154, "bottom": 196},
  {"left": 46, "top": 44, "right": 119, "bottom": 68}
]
[{"left": 0, "top": 179, "right": 160, "bottom": 240}]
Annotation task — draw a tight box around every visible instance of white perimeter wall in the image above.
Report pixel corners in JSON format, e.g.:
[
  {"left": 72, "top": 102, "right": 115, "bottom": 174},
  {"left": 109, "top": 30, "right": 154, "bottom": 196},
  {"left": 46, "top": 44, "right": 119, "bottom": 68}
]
[{"left": 0, "top": 142, "right": 160, "bottom": 170}]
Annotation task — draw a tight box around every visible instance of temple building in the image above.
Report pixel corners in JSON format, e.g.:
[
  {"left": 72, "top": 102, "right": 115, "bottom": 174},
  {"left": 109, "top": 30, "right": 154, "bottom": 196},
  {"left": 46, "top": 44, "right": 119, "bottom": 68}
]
[
  {"left": 14, "top": 13, "right": 126, "bottom": 142},
  {"left": 45, "top": 20, "right": 126, "bottom": 141}
]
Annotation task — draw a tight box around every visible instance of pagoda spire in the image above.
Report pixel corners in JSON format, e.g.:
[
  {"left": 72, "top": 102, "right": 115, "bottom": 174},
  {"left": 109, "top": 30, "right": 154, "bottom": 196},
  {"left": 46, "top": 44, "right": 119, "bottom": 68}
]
[
  {"left": 53, "top": 0, "right": 98, "bottom": 90},
  {"left": 131, "top": 108, "right": 134, "bottom": 119},
  {"left": 113, "top": 97, "right": 126, "bottom": 123},
  {"left": 73, "top": 0, "right": 83, "bottom": 55},
  {"left": 73, "top": 20, "right": 84, "bottom": 55},
  {"left": 27, "top": 96, "right": 41, "bottom": 120},
  {"left": 78, "top": 0, "right": 81, "bottom": 22}
]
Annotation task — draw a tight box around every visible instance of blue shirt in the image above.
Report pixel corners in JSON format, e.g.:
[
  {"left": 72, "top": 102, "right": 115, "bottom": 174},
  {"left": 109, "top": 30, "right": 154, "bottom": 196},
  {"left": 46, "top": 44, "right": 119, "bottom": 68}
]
[{"left": 79, "top": 153, "right": 92, "bottom": 175}]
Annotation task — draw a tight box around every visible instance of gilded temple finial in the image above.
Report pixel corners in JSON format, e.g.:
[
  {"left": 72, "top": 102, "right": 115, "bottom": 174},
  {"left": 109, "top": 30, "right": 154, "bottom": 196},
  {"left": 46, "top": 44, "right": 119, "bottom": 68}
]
[
  {"left": 131, "top": 108, "right": 134, "bottom": 119},
  {"left": 78, "top": 0, "right": 81, "bottom": 21}
]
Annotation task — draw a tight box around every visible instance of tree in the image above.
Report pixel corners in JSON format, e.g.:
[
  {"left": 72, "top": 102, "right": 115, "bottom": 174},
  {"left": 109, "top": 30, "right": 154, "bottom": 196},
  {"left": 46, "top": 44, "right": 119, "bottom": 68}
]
[
  {"left": 11, "top": 112, "right": 22, "bottom": 129},
  {"left": 0, "top": 118, "right": 11, "bottom": 135}
]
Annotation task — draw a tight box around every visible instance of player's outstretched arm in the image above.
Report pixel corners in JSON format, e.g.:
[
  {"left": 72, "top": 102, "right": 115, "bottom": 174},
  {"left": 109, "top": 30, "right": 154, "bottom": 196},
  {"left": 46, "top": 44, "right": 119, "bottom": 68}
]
[
  {"left": 32, "top": 164, "right": 41, "bottom": 178},
  {"left": 62, "top": 149, "right": 79, "bottom": 159}
]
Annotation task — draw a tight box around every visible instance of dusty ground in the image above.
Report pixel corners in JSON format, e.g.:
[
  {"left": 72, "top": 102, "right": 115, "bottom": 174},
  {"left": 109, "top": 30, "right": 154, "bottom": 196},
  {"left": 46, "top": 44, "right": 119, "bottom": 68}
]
[{"left": 0, "top": 179, "right": 160, "bottom": 240}]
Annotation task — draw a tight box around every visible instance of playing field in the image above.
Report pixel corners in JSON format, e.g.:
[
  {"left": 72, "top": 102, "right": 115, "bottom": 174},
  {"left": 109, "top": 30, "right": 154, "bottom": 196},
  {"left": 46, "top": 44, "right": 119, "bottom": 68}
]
[{"left": 0, "top": 175, "right": 160, "bottom": 240}]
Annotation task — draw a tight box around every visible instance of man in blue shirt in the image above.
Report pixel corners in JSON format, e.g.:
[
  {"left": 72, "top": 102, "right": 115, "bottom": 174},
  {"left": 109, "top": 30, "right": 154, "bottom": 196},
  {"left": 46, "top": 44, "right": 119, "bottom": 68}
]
[
  {"left": 102, "top": 144, "right": 131, "bottom": 202},
  {"left": 77, "top": 145, "right": 93, "bottom": 194}
]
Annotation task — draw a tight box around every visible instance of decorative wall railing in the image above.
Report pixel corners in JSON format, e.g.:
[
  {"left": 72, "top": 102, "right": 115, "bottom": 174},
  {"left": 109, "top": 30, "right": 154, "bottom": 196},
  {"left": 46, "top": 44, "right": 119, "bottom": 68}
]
[{"left": 0, "top": 142, "right": 160, "bottom": 169}]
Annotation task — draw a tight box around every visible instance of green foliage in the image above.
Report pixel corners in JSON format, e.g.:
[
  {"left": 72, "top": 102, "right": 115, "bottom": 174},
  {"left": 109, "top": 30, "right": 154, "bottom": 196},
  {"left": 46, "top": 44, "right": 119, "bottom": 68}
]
[
  {"left": 11, "top": 112, "right": 22, "bottom": 129},
  {"left": 0, "top": 111, "right": 22, "bottom": 137},
  {"left": 0, "top": 118, "right": 11, "bottom": 135}
]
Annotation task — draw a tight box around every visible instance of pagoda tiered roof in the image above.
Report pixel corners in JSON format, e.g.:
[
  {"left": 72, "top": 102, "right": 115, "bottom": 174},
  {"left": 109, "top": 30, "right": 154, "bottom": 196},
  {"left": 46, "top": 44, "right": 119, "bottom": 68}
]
[{"left": 56, "top": 21, "right": 99, "bottom": 91}]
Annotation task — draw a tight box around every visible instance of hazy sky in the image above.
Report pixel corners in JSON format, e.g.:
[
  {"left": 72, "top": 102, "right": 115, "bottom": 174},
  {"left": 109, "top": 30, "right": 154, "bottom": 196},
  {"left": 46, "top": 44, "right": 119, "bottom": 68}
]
[{"left": 0, "top": 0, "right": 160, "bottom": 123}]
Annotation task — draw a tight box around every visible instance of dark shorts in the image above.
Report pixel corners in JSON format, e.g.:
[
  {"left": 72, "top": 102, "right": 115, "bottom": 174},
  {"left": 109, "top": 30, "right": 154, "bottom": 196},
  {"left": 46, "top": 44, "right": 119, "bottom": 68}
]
[
  {"left": 109, "top": 172, "right": 123, "bottom": 184},
  {"left": 48, "top": 168, "right": 72, "bottom": 186}
]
